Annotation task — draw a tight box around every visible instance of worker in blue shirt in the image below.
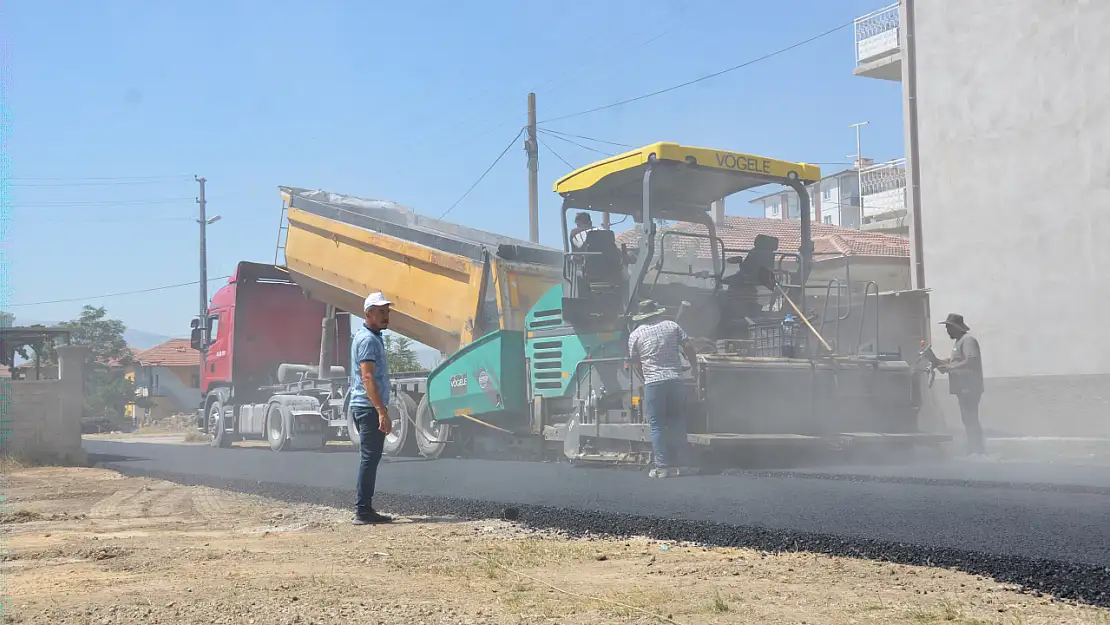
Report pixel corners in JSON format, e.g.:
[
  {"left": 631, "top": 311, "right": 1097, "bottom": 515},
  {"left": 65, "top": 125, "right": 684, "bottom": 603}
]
[{"left": 350, "top": 291, "right": 394, "bottom": 525}]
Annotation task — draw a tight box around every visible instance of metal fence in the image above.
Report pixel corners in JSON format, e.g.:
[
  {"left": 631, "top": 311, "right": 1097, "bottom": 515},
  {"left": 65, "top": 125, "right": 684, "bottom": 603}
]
[
  {"left": 855, "top": 3, "right": 900, "bottom": 64},
  {"left": 860, "top": 159, "right": 907, "bottom": 219}
]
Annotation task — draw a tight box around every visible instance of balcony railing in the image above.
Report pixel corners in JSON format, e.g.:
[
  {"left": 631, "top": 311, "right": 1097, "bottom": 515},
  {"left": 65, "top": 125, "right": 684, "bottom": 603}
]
[
  {"left": 855, "top": 3, "right": 900, "bottom": 65},
  {"left": 860, "top": 158, "right": 906, "bottom": 218}
]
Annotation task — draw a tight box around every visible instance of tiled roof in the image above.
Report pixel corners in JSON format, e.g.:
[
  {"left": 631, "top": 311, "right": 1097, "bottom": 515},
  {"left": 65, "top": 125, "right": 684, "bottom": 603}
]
[
  {"left": 106, "top": 347, "right": 141, "bottom": 368},
  {"left": 134, "top": 339, "right": 199, "bottom": 368},
  {"left": 615, "top": 216, "right": 909, "bottom": 262}
]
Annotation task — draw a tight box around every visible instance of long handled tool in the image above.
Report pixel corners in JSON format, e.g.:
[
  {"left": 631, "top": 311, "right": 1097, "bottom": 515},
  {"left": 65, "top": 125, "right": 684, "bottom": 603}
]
[{"left": 757, "top": 266, "right": 834, "bottom": 354}]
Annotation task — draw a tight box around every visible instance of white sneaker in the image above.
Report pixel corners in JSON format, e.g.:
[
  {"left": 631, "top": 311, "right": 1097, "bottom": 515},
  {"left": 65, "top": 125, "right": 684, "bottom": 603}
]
[{"left": 648, "top": 467, "right": 673, "bottom": 479}]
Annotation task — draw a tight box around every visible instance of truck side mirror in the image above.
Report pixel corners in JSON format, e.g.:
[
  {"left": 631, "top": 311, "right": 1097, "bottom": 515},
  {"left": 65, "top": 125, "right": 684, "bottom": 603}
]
[
  {"left": 190, "top": 327, "right": 203, "bottom": 351},
  {"left": 190, "top": 318, "right": 200, "bottom": 330}
]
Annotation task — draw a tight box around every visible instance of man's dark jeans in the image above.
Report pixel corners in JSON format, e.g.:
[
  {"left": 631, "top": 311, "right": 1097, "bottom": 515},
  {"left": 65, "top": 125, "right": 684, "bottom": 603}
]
[
  {"left": 644, "top": 379, "right": 689, "bottom": 468},
  {"left": 956, "top": 391, "right": 985, "bottom": 455},
  {"left": 352, "top": 405, "right": 386, "bottom": 515}
]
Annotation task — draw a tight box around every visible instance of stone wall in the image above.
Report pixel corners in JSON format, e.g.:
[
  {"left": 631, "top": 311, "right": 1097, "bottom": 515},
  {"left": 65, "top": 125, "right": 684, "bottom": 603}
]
[{"left": 0, "top": 345, "right": 88, "bottom": 464}]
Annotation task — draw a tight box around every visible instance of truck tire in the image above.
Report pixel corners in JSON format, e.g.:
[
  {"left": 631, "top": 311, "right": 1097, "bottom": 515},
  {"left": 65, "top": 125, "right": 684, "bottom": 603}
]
[
  {"left": 382, "top": 392, "right": 419, "bottom": 457},
  {"left": 415, "top": 394, "right": 451, "bottom": 459},
  {"left": 207, "top": 399, "right": 232, "bottom": 449},
  {"left": 266, "top": 403, "right": 291, "bottom": 452}
]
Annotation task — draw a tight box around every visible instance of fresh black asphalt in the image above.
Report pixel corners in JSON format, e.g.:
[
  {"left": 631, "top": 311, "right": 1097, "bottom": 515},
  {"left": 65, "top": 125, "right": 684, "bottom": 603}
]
[{"left": 85, "top": 439, "right": 1110, "bottom": 607}]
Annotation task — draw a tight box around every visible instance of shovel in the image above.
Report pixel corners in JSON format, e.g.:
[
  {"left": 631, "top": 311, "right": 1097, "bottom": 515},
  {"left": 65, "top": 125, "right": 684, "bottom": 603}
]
[{"left": 756, "top": 266, "right": 834, "bottom": 354}]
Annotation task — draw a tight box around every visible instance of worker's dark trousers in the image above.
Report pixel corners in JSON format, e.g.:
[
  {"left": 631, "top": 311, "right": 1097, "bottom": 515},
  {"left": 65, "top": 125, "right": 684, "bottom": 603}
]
[
  {"left": 956, "top": 391, "right": 985, "bottom": 455},
  {"left": 353, "top": 405, "right": 386, "bottom": 515},
  {"left": 644, "top": 379, "right": 690, "bottom": 468}
]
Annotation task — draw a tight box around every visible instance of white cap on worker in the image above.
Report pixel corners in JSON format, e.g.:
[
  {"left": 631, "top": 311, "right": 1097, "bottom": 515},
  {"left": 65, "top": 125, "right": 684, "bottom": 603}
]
[{"left": 363, "top": 292, "right": 392, "bottom": 311}]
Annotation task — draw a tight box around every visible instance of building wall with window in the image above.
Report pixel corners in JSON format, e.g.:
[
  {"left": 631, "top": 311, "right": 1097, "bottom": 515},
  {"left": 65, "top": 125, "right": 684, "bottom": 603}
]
[
  {"left": 754, "top": 171, "right": 861, "bottom": 228},
  {"left": 127, "top": 338, "right": 200, "bottom": 424}
]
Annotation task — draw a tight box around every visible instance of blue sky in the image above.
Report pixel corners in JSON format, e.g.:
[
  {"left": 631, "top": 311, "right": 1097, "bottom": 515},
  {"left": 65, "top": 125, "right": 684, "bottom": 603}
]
[{"left": 4, "top": 0, "right": 903, "bottom": 339}]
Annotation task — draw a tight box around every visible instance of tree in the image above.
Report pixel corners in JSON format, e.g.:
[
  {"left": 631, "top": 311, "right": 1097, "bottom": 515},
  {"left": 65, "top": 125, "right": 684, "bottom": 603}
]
[
  {"left": 384, "top": 333, "right": 422, "bottom": 373},
  {"left": 45, "top": 306, "right": 138, "bottom": 421}
]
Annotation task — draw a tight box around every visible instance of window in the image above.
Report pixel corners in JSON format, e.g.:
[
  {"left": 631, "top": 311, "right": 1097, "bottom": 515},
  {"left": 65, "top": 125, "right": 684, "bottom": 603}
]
[
  {"left": 823, "top": 215, "right": 834, "bottom": 225},
  {"left": 208, "top": 314, "right": 220, "bottom": 344},
  {"left": 821, "top": 183, "right": 832, "bottom": 200}
]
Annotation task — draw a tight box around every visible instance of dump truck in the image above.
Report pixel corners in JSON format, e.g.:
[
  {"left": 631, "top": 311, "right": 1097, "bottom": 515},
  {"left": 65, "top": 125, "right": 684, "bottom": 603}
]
[
  {"left": 193, "top": 141, "right": 950, "bottom": 463},
  {"left": 191, "top": 190, "right": 563, "bottom": 454}
]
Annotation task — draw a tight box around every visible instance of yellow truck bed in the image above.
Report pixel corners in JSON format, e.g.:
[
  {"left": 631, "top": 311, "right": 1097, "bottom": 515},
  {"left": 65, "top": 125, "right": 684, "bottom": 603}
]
[{"left": 278, "top": 187, "right": 565, "bottom": 355}]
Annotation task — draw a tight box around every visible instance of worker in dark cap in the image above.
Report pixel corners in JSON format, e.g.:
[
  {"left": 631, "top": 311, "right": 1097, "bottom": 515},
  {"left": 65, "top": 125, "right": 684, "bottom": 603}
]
[
  {"left": 570, "top": 212, "right": 601, "bottom": 251},
  {"left": 937, "top": 313, "right": 985, "bottom": 456}
]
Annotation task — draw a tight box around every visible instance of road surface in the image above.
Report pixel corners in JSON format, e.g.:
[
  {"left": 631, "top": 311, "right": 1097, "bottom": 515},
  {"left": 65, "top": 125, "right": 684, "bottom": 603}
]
[{"left": 86, "top": 439, "right": 1110, "bottom": 567}]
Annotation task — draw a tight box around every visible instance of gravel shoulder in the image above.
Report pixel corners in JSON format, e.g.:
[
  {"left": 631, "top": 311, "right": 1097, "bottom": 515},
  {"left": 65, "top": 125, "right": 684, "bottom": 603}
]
[{"left": 2, "top": 466, "right": 1108, "bottom": 625}]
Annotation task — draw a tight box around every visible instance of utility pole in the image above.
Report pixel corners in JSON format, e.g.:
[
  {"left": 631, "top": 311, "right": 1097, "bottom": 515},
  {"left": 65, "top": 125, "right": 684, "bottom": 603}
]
[
  {"left": 526, "top": 92, "right": 539, "bottom": 244},
  {"left": 196, "top": 176, "right": 208, "bottom": 391},
  {"left": 849, "top": 121, "right": 869, "bottom": 229}
]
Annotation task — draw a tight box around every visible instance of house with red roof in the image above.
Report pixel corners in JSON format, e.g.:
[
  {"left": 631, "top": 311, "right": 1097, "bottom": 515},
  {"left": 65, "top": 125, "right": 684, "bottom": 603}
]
[
  {"left": 615, "top": 215, "right": 912, "bottom": 294},
  {"left": 126, "top": 338, "right": 201, "bottom": 424}
]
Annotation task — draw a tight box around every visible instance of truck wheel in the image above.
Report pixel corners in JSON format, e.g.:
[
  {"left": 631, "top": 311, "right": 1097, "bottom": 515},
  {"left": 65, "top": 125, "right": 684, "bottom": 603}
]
[
  {"left": 267, "top": 403, "right": 291, "bottom": 452},
  {"left": 382, "top": 392, "right": 419, "bottom": 457},
  {"left": 208, "top": 399, "right": 232, "bottom": 449},
  {"left": 415, "top": 394, "right": 451, "bottom": 459}
]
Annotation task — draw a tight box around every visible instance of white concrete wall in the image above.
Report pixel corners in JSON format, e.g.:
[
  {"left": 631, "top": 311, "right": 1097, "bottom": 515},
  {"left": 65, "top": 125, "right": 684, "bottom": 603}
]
[{"left": 915, "top": 0, "right": 1110, "bottom": 436}]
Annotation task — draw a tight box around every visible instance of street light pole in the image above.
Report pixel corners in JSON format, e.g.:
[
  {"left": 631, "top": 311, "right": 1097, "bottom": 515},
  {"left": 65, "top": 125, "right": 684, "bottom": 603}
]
[
  {"left": 196, "top": 176, "right": 208, "bottom": 393},
  {"left": 849, "top": 121, "right": 870, "bottom": 229}
]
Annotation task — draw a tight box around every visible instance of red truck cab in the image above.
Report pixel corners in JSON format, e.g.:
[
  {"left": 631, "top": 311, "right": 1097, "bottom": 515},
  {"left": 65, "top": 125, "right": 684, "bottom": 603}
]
[{"left": 192, "top": 261, "right": 350, "bottom": 414}]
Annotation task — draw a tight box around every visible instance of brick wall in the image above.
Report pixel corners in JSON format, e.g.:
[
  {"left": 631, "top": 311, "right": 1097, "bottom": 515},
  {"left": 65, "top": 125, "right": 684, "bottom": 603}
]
[{"left": 0, "top": 345, "right": 88, "bottom": 464}]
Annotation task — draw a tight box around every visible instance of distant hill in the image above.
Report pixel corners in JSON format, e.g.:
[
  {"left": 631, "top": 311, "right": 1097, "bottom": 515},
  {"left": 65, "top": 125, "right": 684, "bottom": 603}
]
[
  {"left": 15, "top": 318, "right": 173, "bottom": 352},
  {"left": 123, "top": 328, "right": 177, "bottom": 351}
]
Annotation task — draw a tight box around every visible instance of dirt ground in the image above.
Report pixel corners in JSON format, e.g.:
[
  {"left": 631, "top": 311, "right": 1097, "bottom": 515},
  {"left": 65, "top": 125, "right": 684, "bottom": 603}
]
[{"left": 1, "top": 466, "right": 1108, "bottom": 625}]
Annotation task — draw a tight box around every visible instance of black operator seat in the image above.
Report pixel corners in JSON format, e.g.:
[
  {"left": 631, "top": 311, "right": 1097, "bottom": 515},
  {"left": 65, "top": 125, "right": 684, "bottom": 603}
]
[
  {"left": 581, "top": 228, "right": 623, "bottom": 287},
  {"left": 740, "top": 234, "right": 779, "bottom": 284}
]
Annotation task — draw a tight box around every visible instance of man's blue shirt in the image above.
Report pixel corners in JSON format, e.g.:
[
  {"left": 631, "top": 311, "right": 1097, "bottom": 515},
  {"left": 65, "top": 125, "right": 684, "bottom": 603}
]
[{"left": 349, "top": 324, "right": 390, "bottom": 408}]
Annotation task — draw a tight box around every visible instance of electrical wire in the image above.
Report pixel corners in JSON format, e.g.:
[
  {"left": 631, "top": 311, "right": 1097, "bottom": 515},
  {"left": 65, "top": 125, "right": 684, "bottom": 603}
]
[
  {"left": 539, "top": 128, "right": 634, "bottom": 149},
  {"left": 438, "top": 126, "right": 527, "bottom": 219},
  {"left": 10, "top": 197, "right": 196, "bottom": 209},
  {"left": 538, "top": 137, "right": 575, "bottom": 170},
  {"left": 19, "top": 216, "right": 197, "bottom": 224},
  {"left": 6, "top": 276, "right": 232, "bottom": 308},
  {"left": 537, "top": 129, "right": 613, "bottom": 157},
  {"left": 538, "top": 21, "right": 853, "bottom": 124},
  {"left": 10, "top": 179, "right": 191, "bottom": 188},
  {"left": 7, "top": 174, "right": 191, "bottom": 182}
]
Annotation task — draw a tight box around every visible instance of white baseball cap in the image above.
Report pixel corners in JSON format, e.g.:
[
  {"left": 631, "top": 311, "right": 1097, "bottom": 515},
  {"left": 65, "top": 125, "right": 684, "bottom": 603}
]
[{"left": 363, "top": 292, "right": 392, "bottom": 311}]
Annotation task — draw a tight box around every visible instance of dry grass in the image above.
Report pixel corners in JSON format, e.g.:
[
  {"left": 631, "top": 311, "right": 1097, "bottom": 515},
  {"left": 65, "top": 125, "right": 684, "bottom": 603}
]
[{"left": 1, "top": 466, "right": 1108, "bottom": 625}]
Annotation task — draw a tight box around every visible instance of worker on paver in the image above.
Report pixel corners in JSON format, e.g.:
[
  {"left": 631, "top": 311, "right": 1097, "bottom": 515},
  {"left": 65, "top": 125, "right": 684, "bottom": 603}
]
[
  {"left": 350, "top": 291, "right": 395, "bottom": 525},
  {"left": 937, "top": 313, "right": 986, "bottom": 457},
  {"left": 570, "top": 212, "right": 601, "bottom": 250},
  {"left": 628, "top": 299, "right": 700, "bottom": 478}
]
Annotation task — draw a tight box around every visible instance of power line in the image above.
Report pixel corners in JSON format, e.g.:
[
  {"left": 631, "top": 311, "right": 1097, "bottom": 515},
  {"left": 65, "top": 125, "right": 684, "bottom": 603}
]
[
  {"left": 20, "top": 216, "right": 197, "bottom": 224},
  {"left": 439, "top": 126, "right": 527, "bottom": 220},
  {"left": 533, "top": 0, "right": 694, "bottom": 99},
  {"left": 7, "top": 174, "right": 192, "bottom": 182},
  {"left": 539, "top": 128, "right": 634, "bottom": 149},
  {"left": 538, "top": 137, "right": 575, "bottom": 170},
  {"left": 6, "top": 276, "right": 233, "bottom": 308},
  {"left": 538, "top": 21, "right": 853, "bottom": 124},
  {"left": 537, "top": 129, "right": 614, "bottom": 156},
  {"left": 404, "top": 3, "right": 694, "bottom": 150},
  {"left": 10, "top": 197, "right": 195, "bottom": 208},
  {"left": 10, "top": 180, "right": 189, "bottom": 188}
]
